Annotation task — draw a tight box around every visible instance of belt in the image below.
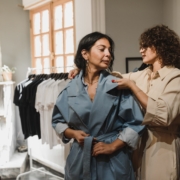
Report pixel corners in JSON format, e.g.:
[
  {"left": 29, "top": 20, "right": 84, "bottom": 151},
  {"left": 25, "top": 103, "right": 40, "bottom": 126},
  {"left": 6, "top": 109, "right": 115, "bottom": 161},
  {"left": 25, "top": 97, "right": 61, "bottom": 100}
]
[{"left": 82, "top": 131, "right": 118, "bottom": 180}]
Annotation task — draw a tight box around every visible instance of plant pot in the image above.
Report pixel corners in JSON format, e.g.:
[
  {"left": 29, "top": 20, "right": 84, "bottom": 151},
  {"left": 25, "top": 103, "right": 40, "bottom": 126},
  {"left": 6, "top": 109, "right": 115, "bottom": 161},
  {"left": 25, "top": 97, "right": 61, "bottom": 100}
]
[{"left": 2, "top": 72, "right": 12, "bottom": 81}]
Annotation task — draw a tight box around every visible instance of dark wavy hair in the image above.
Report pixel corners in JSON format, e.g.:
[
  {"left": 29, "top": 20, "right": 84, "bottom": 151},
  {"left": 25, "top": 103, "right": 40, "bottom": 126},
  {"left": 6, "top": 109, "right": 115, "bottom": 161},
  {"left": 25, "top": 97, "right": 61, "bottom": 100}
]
[
  {"left": 139, "top": 24, "right": 180, "bottom": 69},
  {"left": 74, "top": 32, "right": 115, "bottom": 75}
]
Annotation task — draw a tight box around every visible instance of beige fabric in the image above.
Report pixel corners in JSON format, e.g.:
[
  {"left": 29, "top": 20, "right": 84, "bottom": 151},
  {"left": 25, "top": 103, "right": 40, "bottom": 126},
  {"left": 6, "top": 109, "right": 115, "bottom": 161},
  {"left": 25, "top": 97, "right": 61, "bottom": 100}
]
[{"left": 121, "top": 66, "right": 180, "bottom": 180}]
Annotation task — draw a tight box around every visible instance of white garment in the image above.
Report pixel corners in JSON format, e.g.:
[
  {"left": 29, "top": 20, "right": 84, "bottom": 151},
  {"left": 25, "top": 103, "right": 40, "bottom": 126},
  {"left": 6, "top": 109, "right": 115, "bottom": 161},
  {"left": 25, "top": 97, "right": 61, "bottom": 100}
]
[{"left": 35, "top": 78, "right": 70, "bottom": 149}]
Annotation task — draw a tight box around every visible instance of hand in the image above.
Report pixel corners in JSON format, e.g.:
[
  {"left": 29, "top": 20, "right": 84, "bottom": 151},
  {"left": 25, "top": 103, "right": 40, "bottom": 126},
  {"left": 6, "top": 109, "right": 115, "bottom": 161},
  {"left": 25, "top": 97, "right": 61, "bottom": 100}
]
[
  {"left": 73, "top": 130, "right": 89, "bottom": 145},
  {"left": 111, "top": 71, "right": 123, "bottom": 78},
  {"left": 68, "top": 68, "right": 80, "bottom": 79},
  {"left": 112, "top": 78, "right": 134, "bottom": 90},
  {"left": 92, "top": 142, "right": 115, "bottom": 156}
]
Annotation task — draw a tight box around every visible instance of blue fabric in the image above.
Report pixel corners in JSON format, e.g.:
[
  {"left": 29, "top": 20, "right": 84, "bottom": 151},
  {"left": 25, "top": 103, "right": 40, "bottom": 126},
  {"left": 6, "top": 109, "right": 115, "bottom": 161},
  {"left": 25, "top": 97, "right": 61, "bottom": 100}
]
[{"left": 52, "top": 70, "right": 145, "bottom": 180}]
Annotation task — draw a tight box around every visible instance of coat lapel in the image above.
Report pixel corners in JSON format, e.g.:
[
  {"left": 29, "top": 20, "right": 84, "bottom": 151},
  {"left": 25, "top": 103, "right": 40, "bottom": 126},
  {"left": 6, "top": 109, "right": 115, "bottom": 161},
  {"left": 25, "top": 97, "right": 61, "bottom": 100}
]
[
  {"left": 67, "top": 70, "right": 119, "bottom": 136},
  {"left": 88, "top": 71, "right": 119, "bottom": 136},
  {"left": 67, "top": 71, "right": 91, "bottom": 133}
]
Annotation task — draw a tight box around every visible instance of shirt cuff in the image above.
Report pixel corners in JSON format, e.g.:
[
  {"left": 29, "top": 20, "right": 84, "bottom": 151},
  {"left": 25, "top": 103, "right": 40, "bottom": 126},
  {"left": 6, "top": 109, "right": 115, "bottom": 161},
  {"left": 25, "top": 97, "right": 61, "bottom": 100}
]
[
  {"left": 55, "top": 123, "right": 71, "bottom": 143},
  {"left": 118, "top": 127, "right": 140, "bottom": 150}
]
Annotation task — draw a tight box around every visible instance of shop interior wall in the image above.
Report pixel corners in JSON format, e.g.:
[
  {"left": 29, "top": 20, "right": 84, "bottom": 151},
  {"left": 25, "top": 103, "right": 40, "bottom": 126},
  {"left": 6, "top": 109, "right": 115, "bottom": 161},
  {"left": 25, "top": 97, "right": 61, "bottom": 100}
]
[
  {"left": 0, "top": 0, "right": 31, "bottom": 146},
  {"left": 0, "top": 0, "right": 180, "bottom": 148},
  {"left": 105, "top": 0, "right": 163, "bottom": 74}
]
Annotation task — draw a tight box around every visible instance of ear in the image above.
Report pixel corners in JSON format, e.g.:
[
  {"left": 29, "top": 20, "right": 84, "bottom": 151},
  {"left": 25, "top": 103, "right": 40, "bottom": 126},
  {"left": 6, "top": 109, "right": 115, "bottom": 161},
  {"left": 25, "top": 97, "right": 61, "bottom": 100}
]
[
  {"left": 151, "top": 46, "right": 157, "bottom": 53},
  {"left": 81, "top": 49, "right": 89, "bottom": 60}
]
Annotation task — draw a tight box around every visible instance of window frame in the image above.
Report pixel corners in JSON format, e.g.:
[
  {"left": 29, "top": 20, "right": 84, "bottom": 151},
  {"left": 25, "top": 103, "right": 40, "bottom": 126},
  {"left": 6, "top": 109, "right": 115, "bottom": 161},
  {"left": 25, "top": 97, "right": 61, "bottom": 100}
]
[{"left": 30, "top": 0, "right": 75, "bottom": 73}]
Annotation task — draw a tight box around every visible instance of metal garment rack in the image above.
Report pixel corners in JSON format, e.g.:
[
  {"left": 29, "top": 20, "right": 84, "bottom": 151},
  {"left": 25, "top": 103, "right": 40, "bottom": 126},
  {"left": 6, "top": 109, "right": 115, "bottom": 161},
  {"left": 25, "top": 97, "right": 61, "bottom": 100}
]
[
  {"left": 16, "top": 149, "right": 64, "bottom": 180},
  {"left": 16, "top": 66, "right": 72, "bottom": 180},
  {"left": 26, "top": 66, "right": 74, "bottom": 78}
]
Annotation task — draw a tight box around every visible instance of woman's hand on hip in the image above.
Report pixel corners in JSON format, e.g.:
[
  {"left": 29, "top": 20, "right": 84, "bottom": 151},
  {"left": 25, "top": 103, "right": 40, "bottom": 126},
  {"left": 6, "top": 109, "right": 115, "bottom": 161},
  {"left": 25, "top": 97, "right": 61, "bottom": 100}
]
[
  {"left": 73, "top": 130, "right": 89, "bottom": 145},
  {"left": 92, "top": 142, "right": 115, "bottom": 156}
]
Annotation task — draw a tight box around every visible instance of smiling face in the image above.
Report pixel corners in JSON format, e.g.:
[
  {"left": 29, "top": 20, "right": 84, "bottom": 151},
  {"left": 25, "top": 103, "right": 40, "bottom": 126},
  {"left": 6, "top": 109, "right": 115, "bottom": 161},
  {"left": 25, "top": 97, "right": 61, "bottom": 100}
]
[{"left": 82, "top": 38, "right": 112, "bottom": 71}]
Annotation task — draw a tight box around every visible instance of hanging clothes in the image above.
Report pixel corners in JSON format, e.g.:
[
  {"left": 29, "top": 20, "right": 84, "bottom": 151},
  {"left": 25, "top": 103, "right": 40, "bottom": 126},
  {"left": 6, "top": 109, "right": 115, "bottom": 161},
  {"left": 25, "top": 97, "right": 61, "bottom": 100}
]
[{"left": 13, "top": 72, "right": 70, "bottom": 149}]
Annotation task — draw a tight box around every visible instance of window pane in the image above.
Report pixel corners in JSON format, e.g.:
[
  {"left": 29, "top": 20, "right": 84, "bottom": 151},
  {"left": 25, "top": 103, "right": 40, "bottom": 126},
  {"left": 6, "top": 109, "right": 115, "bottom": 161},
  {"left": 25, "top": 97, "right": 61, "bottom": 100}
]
[
  {"left": 66, "top": 55, "right": 74, "bottom": 72},
  {"left": 65, "top": 29, "right": 74, "bottom": 54},
  {"left": 64, "top": 1, "right": 73, "bottom": 27},
  {"left": 55, "top": 56, "right": 64, "bottom": 72},
  {"left": 43, "top": 57, "right": 50, "bottom": 74},
  {"left": 33, "top": 13, "right": 40, "bottom": 35},
  {"left": 54, "top": 5, "right": 62, "bottom": 30},
  {"left": 55, "top": 31, "right": 63, "bottom": 54},
  {"left": 34, "top": 36, "right": 41, "bottom": 57},
  {"left": 42, "top": 34, "right": 50, "bottom": 56},
  {"left": 35, "top": 58, "right": 42, "bottom": 74},
  {"left": 42, "top": 10, "right": 49, "bottom": 33}
]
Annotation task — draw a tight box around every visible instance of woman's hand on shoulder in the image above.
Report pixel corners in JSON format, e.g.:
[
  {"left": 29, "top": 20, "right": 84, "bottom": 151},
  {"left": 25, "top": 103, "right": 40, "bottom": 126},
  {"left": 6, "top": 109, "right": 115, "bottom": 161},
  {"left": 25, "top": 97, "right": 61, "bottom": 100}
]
[
  {"left": 112, "top": 78, "right": 134, "bottom": 90},
  {"left": 68, "top": 68, "right": 80, "bottom": 79},
  {"left": 111, "top": 71, "right": 123, "bottom": 78}
]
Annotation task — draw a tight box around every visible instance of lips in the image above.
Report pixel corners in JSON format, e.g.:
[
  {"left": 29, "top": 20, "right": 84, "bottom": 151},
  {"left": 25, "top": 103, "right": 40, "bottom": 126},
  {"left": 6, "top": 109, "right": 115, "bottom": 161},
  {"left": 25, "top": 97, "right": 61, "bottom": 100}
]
[{"left": 102, "top": 60, "right": 110, "bottom": 65}]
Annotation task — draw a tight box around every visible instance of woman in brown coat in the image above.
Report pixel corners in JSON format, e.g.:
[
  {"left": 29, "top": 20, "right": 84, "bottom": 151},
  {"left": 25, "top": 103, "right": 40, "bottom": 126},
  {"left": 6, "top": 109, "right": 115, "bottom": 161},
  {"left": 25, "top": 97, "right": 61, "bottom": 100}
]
[{"left": 112, "top": 25, "right": 180, "bottom": 180}]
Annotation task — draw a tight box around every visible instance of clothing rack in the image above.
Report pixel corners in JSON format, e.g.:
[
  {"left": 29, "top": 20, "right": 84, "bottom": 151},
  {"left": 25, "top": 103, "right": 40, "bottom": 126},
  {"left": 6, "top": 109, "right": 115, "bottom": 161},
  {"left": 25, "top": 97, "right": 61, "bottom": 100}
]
[
  {"left": 26, "top": 66, "right": 74, "bottom": 78},
  {"left": 16, "top": 66, "right": 71, "bottom": 180},
  {"left": 16, "top": 149, "right": 64, "bottom": 180}
]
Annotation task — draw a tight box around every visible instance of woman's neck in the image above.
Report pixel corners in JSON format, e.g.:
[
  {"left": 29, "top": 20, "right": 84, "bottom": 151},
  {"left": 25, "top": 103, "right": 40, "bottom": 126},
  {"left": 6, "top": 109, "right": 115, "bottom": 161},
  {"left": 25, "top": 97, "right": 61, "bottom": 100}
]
[
  {"left": 84, "top": 70, "right": 100, "bottom": 85},
  {"left": 152, "top": 60, "right": 162, "bottom": 72}
]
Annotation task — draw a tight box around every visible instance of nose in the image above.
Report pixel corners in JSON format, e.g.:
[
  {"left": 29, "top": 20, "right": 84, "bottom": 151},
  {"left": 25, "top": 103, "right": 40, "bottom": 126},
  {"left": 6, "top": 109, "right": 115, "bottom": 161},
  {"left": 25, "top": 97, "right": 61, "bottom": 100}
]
[
  {"left": 105, "top": 49, "right": 111, "bottom": 57},
  {"left": 139, "top": 48, "right": 144, "bottom": 53}
]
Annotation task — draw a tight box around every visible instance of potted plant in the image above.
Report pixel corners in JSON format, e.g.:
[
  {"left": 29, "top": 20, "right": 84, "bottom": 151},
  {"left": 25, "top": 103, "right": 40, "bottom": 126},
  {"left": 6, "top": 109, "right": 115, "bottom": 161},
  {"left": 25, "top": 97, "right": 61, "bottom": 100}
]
[{"left": 0, "top": 65, "right": 16, "bottom": 81}]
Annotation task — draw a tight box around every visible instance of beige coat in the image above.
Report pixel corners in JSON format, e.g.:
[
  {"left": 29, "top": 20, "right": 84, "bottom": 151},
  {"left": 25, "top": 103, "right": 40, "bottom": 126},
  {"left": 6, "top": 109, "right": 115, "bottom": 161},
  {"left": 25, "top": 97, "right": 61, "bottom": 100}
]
[{"left": 122, "top": 66, "right": 180, "bottom": 180}]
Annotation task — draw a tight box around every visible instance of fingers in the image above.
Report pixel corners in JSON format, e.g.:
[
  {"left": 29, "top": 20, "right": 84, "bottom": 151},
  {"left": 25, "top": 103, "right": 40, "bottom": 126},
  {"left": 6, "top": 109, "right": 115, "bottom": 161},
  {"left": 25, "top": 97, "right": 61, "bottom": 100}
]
[
  {"left": 68, "top": 70, "right": 75, "bottom": 79},
  {"left": 92, "top": 142, "right": 105, "bottom": 156},
  {"left": 111, "top": 79, "right": 120, "bottom": 83}
]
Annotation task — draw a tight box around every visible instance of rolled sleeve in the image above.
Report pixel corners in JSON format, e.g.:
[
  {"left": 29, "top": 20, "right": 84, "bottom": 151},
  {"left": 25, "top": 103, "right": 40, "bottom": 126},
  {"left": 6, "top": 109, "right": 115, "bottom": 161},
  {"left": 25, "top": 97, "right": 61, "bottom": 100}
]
[
  {"left": 54, "top": 123, "right": 71, "bottom": 143},
  {"left": 143, "top": 75, "right": 180, "bottom": 126},
  {"left": 118, "top": 127, "right": 140, "bottom": 150}
]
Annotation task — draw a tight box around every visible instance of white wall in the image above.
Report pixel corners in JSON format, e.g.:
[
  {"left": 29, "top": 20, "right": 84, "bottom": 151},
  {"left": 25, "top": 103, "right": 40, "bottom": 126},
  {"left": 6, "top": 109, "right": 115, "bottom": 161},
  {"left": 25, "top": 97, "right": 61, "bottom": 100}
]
[
  {"left": 105, "top": 0, "right": 163, "bottom": 73},
  {"left": 0, "top": 0, "right": 31, "bottom": 146},
  {"left": 163, "top": 0, "right": 180, "bottom": 36},
  {"left": 0, "top": 0, "right": 31, "bottom": 83}
]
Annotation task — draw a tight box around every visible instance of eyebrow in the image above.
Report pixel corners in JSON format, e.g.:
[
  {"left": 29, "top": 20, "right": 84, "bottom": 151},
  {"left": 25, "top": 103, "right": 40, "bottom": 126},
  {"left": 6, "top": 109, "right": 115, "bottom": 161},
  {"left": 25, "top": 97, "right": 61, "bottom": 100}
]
[{"left": 96, "top": 45, "right": 111, "bottom": 48}]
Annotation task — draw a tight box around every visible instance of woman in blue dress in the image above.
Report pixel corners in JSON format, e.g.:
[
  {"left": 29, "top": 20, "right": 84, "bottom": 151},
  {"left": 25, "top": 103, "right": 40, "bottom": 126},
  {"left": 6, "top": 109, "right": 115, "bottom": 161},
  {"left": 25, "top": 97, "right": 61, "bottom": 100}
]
[{"left": 52, "top": 32, "right": 145, "bottom": 180}]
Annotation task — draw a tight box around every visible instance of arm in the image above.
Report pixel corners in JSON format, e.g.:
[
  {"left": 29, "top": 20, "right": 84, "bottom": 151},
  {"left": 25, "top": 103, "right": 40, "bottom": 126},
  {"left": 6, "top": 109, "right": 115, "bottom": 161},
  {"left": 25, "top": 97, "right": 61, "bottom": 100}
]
[
  {"left": 52, "top": 89, "right": 89, "bottom": 144},
  {"left": 112, "top": 78, "right": 148, "bottom": 109},
  {"left": 143, "top": 77, "right": 180, "bottom": 126},
  {"left": 92, "top": 90, "right": 145, "bottom": 156}
]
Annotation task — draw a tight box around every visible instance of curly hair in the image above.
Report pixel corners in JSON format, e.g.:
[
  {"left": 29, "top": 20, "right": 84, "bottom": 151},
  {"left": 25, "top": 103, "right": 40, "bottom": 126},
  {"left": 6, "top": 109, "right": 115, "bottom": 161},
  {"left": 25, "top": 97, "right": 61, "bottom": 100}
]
[{"left": 139, "top": 24, "right": 180, "bottom": 69}]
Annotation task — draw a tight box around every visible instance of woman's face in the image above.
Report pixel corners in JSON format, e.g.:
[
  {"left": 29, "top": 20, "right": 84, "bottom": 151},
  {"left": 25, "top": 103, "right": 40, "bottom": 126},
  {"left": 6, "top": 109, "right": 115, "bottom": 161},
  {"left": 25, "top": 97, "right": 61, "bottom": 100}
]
[
  {"left": 140, "top": 46, "right": 158, "bottom": 65},
  {"left": 82, "top": 38, "right": 112, "bottom": 71}
]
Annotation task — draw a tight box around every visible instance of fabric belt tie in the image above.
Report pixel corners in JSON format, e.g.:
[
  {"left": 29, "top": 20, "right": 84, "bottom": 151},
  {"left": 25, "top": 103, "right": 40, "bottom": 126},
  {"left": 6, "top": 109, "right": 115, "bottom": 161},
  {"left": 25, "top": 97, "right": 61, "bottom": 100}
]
[
  {"left": 82, "top": 131, "right": 118, "bottom": 180},
  {"left": 83, "top": 136, "right": 93, "bottom": 180}
]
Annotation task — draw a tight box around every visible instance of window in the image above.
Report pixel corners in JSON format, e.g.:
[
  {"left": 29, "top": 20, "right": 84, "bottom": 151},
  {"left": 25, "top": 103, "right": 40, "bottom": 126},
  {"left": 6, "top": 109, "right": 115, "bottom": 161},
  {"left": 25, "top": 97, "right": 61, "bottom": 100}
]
[{"left": 30, "top": 0, "right": 75, "bottom": 74}]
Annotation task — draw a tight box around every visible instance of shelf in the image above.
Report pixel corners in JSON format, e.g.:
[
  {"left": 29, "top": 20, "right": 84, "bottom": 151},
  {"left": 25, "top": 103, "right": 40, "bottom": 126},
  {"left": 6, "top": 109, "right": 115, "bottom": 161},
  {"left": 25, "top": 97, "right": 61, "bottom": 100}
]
[{"left": 0, "top": 81, "right": 15, "bottom": 85}]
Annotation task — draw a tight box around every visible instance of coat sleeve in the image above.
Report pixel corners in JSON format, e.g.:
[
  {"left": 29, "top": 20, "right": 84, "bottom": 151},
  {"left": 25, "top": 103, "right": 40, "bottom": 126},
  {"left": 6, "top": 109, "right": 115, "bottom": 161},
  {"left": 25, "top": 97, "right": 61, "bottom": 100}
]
[
  {"left": 52, "top": 89, "right": 71, "bottom": 143},
  {"left": 117, "top": 90, "right": 145, "bottom": 150},
  {"left": 143, "top": 76, "right": 180, "bottom": 126}
]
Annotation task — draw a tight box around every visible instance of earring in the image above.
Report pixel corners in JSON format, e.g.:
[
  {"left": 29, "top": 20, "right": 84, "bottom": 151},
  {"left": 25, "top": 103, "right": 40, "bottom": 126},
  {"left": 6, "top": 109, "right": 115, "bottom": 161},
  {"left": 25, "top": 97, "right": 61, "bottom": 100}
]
[{"left": 86, "top": 60, "right": 89, "bottom": 66}]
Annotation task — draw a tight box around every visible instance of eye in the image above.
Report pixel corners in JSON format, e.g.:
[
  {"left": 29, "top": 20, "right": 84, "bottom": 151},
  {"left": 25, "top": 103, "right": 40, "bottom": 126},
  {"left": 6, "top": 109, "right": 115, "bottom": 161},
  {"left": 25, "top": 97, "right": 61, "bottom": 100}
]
[{"left": 99, "top": 48, "right": 105, "bottom": 52}]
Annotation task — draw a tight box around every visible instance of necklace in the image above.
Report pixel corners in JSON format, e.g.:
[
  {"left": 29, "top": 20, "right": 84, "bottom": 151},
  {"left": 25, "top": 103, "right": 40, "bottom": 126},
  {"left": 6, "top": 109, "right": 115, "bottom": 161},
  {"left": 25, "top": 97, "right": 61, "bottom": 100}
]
[{"left": 85, "top": 80, "right": 99, "bottom": 85}]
